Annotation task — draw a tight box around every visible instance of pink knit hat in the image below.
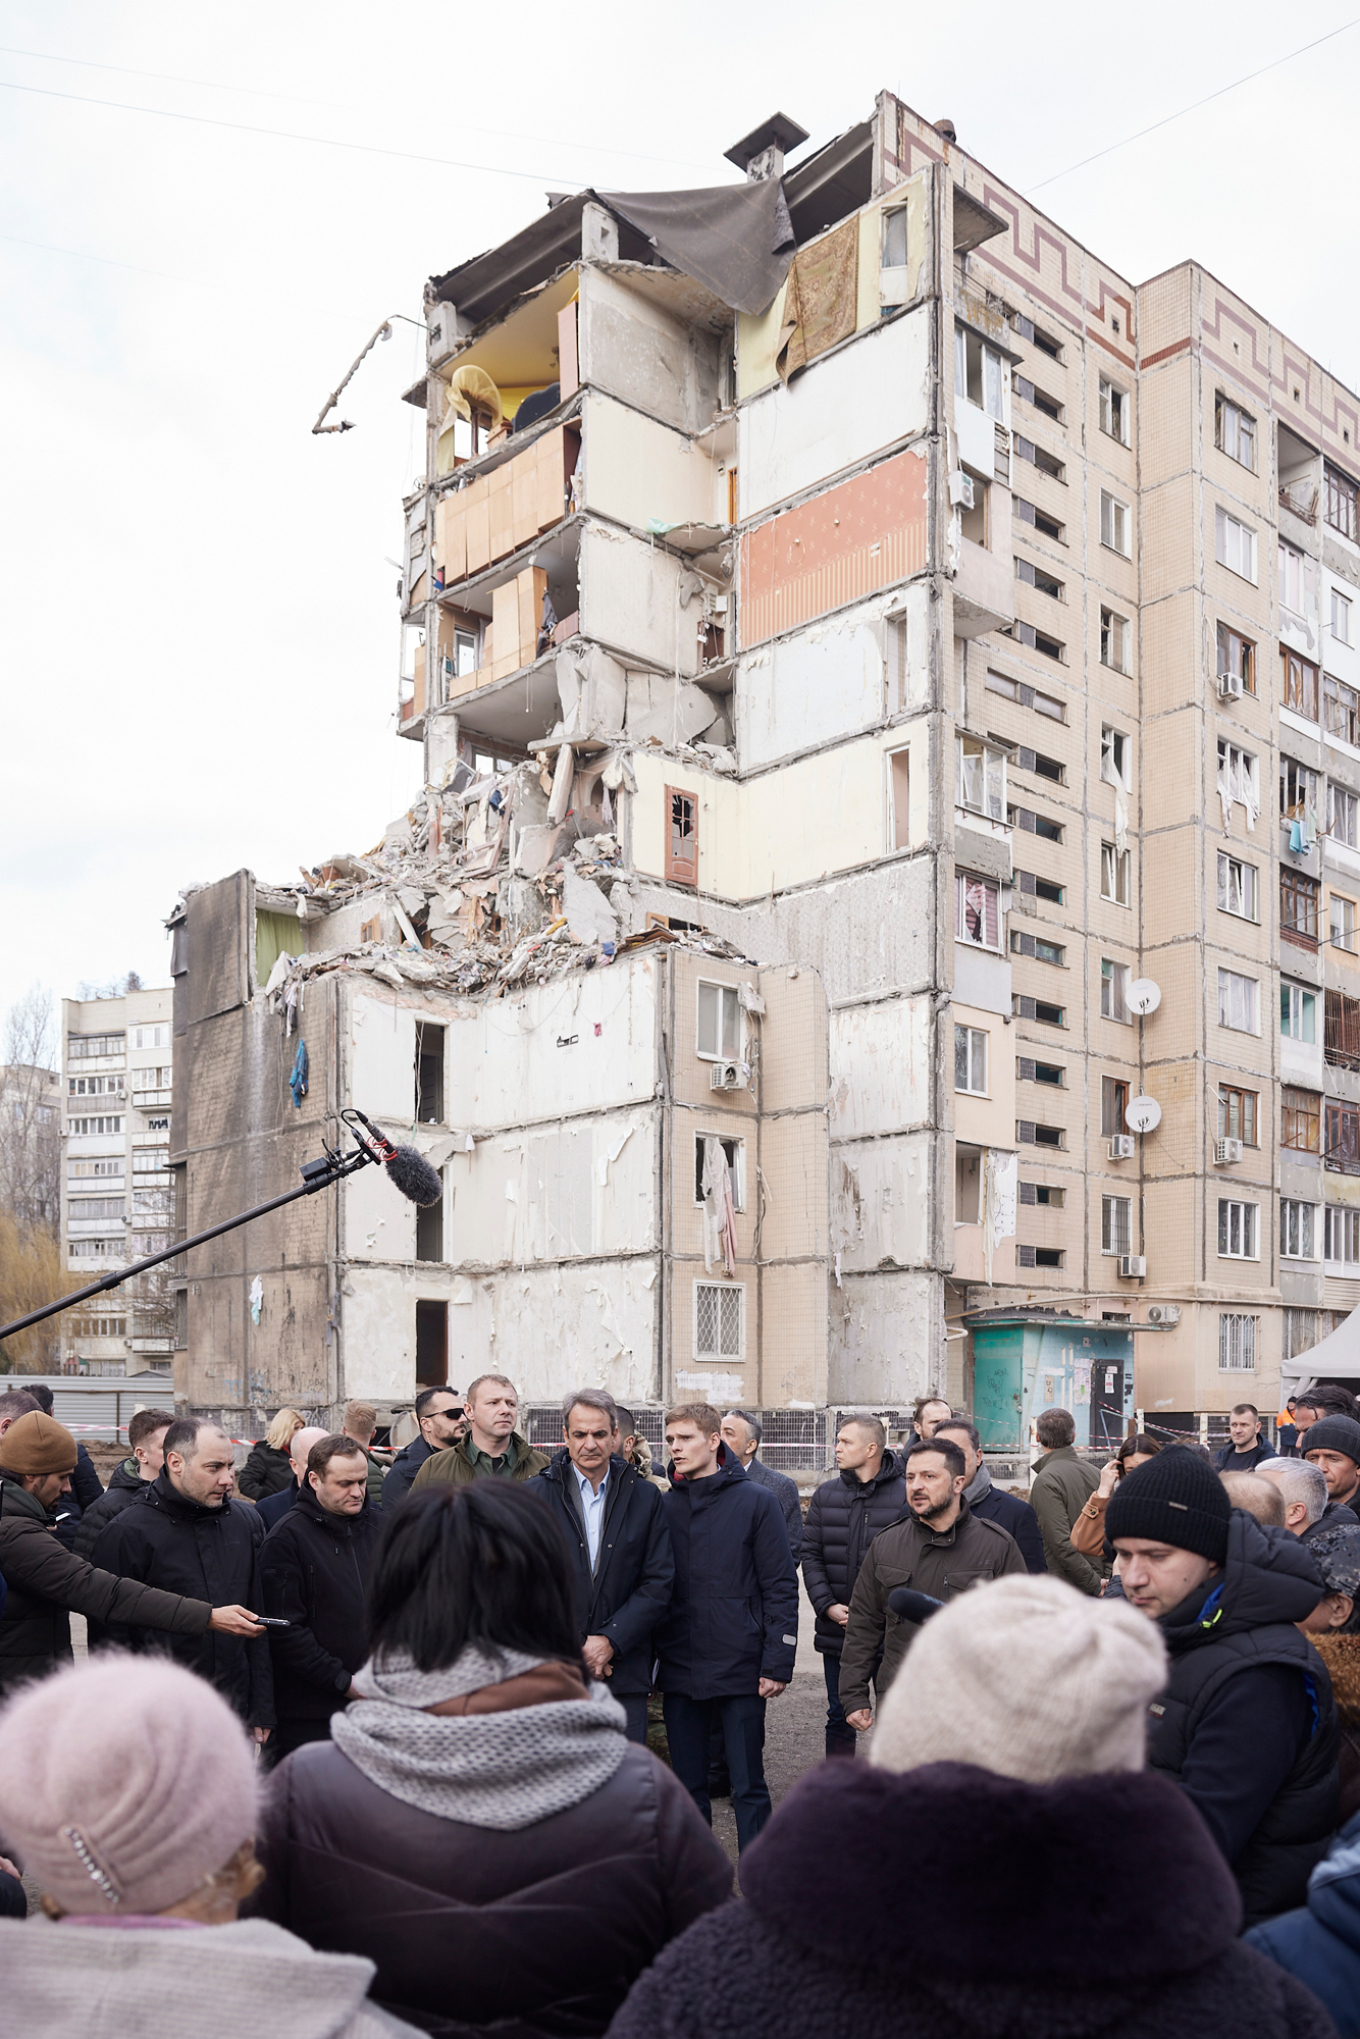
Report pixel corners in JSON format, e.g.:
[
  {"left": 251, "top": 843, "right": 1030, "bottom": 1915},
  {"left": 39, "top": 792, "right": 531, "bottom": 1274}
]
[{"left": 0, "top": 1656, "right": 259, "bottom": 1915}]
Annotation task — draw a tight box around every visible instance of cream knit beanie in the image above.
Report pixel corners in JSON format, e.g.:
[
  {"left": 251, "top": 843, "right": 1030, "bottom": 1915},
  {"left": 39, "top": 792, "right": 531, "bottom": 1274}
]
[{"left": 870, "top": 1573, "right": 1167, "bottom": 1783}]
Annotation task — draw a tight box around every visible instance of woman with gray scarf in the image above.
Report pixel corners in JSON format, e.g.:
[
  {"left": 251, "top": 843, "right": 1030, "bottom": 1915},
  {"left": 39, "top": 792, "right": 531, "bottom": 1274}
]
[{"left": 251, "top": 1482, "right": 732, "bottom": 2036}]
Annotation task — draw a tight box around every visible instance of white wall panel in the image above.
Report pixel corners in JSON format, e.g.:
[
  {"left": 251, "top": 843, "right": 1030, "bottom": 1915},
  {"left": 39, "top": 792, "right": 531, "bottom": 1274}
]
[{"left": 828, "top": 995, "right": 932, "bottom": 1139}]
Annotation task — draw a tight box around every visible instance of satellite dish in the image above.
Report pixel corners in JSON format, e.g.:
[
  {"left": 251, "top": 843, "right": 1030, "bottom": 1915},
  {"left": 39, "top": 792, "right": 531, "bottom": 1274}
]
[
  {"left": 1127, "top": 978, "right": 1161, "bottom": 1015},
  {"left": 1125, "top": 1096, "right": 1162, "bottom": 1134}
]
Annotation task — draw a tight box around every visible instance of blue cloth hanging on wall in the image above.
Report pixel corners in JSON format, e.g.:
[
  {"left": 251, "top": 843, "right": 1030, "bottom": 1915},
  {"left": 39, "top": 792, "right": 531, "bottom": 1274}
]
[{"left": 289, "top": 1040, "right": 309, "bottom": 1108}]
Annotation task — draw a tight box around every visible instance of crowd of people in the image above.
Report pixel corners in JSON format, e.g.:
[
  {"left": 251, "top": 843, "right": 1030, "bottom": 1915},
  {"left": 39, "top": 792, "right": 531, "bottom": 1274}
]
[{"left": 1, "top": 1373, "right": 1360, "bottom": 2035}]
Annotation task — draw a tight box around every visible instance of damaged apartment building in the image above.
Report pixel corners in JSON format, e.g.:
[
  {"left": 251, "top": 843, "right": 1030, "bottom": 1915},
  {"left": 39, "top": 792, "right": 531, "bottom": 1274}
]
[{"left": 168, "top": 92, "right": 1360, "bottom": 1453}]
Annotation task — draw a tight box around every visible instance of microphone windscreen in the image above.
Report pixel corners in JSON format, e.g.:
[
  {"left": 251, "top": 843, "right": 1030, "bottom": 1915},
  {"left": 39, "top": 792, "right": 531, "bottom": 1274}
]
[
  {"left": 887, "top": 1586, "right": 946, "bottom": 1626},
  {"left": 385, "top": 1145, "right": 444, "bottom": 1206}
]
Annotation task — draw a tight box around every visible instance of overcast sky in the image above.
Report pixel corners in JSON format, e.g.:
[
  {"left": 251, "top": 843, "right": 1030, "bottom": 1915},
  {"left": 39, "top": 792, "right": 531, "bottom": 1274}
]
[{"left": 3, "top": 1, "right": 1358, "bottom": 1031}]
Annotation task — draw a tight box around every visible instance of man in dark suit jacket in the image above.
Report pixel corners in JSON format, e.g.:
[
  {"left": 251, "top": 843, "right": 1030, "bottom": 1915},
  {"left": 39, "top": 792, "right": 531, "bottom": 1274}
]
[
  {"left": 527, "top": 1390, "right": 674, "bottom": 1744},
  {"left": 256, "top": 1427, "right": 328, "bottom": 1530},
  {"left": 936, "top": 1418, "right": 1047, "bottom": 1574}
]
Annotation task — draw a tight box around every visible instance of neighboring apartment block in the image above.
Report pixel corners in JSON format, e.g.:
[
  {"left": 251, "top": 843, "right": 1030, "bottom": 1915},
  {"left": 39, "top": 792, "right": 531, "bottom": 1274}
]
[
  {"left": 171, "top": 89, "right": 1360, "bottom": 1446},
  {"left": 61, "top": 988, "right": 175, "bottom": 1377}
]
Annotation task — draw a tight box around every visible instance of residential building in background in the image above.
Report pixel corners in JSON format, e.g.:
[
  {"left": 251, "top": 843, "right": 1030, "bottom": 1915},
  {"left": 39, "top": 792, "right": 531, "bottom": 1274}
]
[
  {"left": 61, "top": 988, "right": 174, "bottom": 1378},
  {"left": 167, "top": 90, "right": 1360, "bottom": 1455}
]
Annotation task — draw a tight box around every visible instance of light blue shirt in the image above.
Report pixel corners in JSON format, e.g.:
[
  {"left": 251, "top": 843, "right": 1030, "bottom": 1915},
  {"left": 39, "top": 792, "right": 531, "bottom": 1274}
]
[{"left": 573, "top": 1463, "right": 610, "bottom": 1569}]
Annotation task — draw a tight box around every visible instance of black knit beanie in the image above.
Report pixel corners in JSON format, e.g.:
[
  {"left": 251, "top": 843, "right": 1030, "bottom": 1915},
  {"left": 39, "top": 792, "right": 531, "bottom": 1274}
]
[
  {"left": 1104, "top": 1446, "right": 1231, "bottom": 1563},
  {"left": 1302, "top": 1415, "right": 1360, "bottom": 1468}
]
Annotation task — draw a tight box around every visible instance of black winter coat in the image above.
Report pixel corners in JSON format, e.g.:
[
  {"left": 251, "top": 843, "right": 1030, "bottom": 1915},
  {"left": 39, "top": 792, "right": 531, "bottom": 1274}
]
[
  {"left": 238, "top": 1440, "right": 295, "bottom": 1500},
  {"left": 1151, "top": 1510, "right": 1338, "bottom": 1925},
  {"left": 259, "top": 1487, "right": 383, "bottom": 1724},
  {"left": 253, "top": 1738, "right": 733, "bottom": 2037},
  {"left": 72, "top": 1457, "right": 146, "bottom": 1560},
  {"left": 381, "top": 1434, "right": 438, "bottom": 1505},
  {"left": 257, "top": 1479, "right": 300, "bottom": 1531},
  {"left": 745, "top": 1457, "right": 803, "bottom": 1562},
  {"left": 965, "top": 1471, "right": 1048, "bottom": 1574},
  {"left": 50, "top": 1442, "right": 105, "bottom": 1551},
  {"left": 655, "top": 1446, "right": 798, "bottom": 1699},
  {"left": 606, "top": 1760, "right": 1338, "bottom": 2039},
  {"left": 801, "top": 1452, "right": 906, "bottom": 1655},
  {"left": 527, "top": 1450, "right": 674, "bottom": 1694},
  {"left": 90, "top": 1471, "right": 275, "bottom": 1726},
  {"left": 1215, "top": 1439, "right": 1279, "bottom": 1472}
]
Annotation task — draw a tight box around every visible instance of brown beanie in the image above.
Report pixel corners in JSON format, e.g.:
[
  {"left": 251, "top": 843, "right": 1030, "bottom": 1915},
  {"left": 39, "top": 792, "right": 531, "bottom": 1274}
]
[{"left": 0, "top": 1410, "right": 78, "bottom": 1477}]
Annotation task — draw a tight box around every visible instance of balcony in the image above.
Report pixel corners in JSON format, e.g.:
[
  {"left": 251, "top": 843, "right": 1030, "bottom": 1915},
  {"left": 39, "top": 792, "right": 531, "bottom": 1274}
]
[
  {"left": 434, "top": 423, "right": 579, "bottom": 598},
  {"left": 1325, "top": 989, "right": 1360, "bottom": 1071},
  {"left": 130, "top": 1087, "right": 171, "bottom": 1109},
  {"left": 954, "top": 535, "right": 1016, "bottom": 638}
]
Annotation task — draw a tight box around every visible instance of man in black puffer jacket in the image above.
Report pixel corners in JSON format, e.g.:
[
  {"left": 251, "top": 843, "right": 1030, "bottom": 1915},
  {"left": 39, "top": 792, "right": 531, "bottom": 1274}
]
[
  {"left": 1107, "top": 1446, "right": 1338, "bottom": 1926},
  {"left": 801, "top": 1417, "right": 906, "bottom": 1757},
  {"left": 72, "top": 1407, "right": 175, "bottom": 1560}
]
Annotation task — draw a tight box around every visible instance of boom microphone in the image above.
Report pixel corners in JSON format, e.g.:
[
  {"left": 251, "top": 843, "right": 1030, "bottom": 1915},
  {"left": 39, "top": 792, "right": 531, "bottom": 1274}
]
[{"left": 342, "top": 1107, "right": 444, "bottom": 1206}]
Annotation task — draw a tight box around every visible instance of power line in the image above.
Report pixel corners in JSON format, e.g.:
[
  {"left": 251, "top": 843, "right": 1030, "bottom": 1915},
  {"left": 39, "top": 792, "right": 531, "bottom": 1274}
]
[
  {"left": 0, "top": 228, "right": 174, "bottom": 277},
  {"left": 1029, "top": 15, "right": 1360, "bottom": 191}
]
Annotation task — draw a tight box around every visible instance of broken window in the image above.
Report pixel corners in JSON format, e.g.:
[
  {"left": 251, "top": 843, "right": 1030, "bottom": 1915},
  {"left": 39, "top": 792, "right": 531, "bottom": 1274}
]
[
  {"left": 415, "top": 1022, "right": 445, "bottom": 1125},
  {"left": 1218, "top": 969, "right": 1259, "bottom": 1033},
  {"left": 1281, "top": 1202, "right": 1316, "bottom": 1262},
  {"left": 416, "top": 1177, "right": 445, "bottom": 1263},
  {"left": 1215, "top": 395, "right": 1255, "bottom": 470},
  {"left": 955, "top": 873, "right": 1000, "bottom": 950},
  {"left": 1327, "top": 1098, "right": 1360, "bottom": 1172},
  {"left": 1216, "top": 621, "right": 1255, "bottom": 693},
  {"left": 1014, "top": 496, "right": 1065, "bottom": 542},
  {"left": 955, "top": 1144, "right": 982, "bottom": 1224},
  {"left": 1010, "top": 930, "right": 1065, "bottom": 966},
  {"left": 1014, "top": 436, "right": 1065, "bottom": 481},
  {"left": 1216, "top": 851, "right": 1257, "bottom": 921},
  {"left": 1019, "top": 1181, "right": 1065, "bottom": 1207},
  {"left": 1282, "top": 982, "right": 1316, "bottom": 1044},
  {"left": 1332, "top": 784, "right": 1359, "bottom": 846},
  {"left": 959, "top": 471, "right": 989, "bottom": 546},
  {"left": 1331, "top": 891, "right": 1357, "bottom": 954},
  {"left": 1100, "top": 1076, "right": 1130, "bottom": 1139},
  {"left": 1099, "top": 377, "right": 1130, "bottom": 446},
  {"left": 1014, "top": 372, "right": 1062, "bottom": 423},
  {"left": 1101, "top": 608, "right": 1131, "bottom": 673},
  {"left": 889, "top": 748, "right": 911, "bottom": 851},
  {"left": 694, "top": 1281, "right": 743, "bottom": 1361},
  {"left": 696, "top": 981, "right": 741, "bottom": 1062},
  {"left": 1280, "top": 753, "right": 1319, "bottom": 815},
  {"left": 954, "top": 325, "right": 1005, "bottom": 421},
  {"left": 415, "top": 1300, "right": 448, "bottom": 1386},
  {"left": 1015, "top": 557, "right": 1064, "bottom": 600},
  {"left": 1013, "top": 995, "right": 1065, "bottom": 1026},
  {"left": 1219, "top": 1085, "right": 1258, "bottom": 1146},
  {"left": 1015, "top": 870, "right": 1064, "bottom": 904},
  {"left": 1011, "top": 312, "right": 1063, "bottom": 360},
  {"left": 1101, "top": 843, "right": 1130, "bottom": 906},
  {"left": 694, "top": 1135, "right": 744, "bottom": 1209},
  {"left": 1326, "top": 463, "right": 1359, "bottom": 543},
  {"left": 956, "top": 735, "right": 1006, "bottom": 821},
  {"left": 1100, "top": 725, "right": 1130, "bottom": 789},
  {"left": 1324, "top": 674, "right": 1360, "bottom": 747},
  {"left": 1101, "top": 959, "right": 1131, "bottom": 1024},
  {"left": 1013, "top": 621, "right": 1064, "bottom": 662},
  {"left": 1017, "top": 1246, "right": 1064, "bottom": 1269},
  {"left": 665, "top": 786, "right": 698, "bottom": 887}
]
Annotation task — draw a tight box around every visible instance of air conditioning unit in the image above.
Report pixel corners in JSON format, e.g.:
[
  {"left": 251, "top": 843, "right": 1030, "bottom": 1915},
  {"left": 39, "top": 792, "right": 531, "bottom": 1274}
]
[
  {"left": 1217, "top": 670, "right": 1244, "bottom": 702},
  {"left": 1214, "top": 1137, "right": 1244, "bottom": 1165},
  {"left": 1147, "top": 1304, "right": 1181, "bottom": 1326},
  {"left": 709, "top": 1062, "right": 744, "bottom": 1092},
  {"left": 1108, "top": 1134, "right": 1136, "bottom": 1160},
  {"left": 948, "top": 469, "right": 975, "bottom": 509},
  {"left": 1119, "top": 1254, "right": 1147, "bottom": 1279}
]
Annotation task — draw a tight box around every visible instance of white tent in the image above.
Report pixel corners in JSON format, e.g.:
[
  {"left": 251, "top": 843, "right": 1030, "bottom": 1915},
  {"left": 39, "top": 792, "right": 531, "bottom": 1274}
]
[{"left": 1280, "top": 1305, "right": 1360, "bottom": 1398}]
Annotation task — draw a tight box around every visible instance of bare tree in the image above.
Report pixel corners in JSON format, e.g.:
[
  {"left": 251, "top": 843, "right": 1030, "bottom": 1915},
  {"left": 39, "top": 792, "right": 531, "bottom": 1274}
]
[{"left": 0, "top": 985, "right": 60, "bottom": 1234}]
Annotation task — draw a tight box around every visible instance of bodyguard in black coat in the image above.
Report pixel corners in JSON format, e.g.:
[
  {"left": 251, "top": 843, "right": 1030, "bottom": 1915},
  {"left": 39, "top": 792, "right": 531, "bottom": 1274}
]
[
  {"left": 71, "top": 1454, "right": 145, "bottom": 1559},
  {"left": 528, "top": 1439, "right": 674, "bottom": 1745},
  {"left": 801, "top": 1426, "right": 905, "bottom": 1757}
]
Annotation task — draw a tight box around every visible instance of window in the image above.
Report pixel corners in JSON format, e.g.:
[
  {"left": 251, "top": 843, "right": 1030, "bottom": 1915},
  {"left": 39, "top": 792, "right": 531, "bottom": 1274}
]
[
  {"left": 68, "top": 1159, "right": 123, "bottom": 1181},
  {"left": 1100, "top": 376, "right": 1130, "bottom": 445},
  {"left": 1327, "top": 989, "right": 1360, "bottom": 1070},
  {"left": 1219, "top": 1314, "right": 1258, "bottom": 1371},
  {"left": 67, "top": 1034, "right": 126, "bottom": 1060},
  {"left": 1331, "top": 891, "right": 1357, "bottom": 955},
  {"left": 1011, "top": 311, "right": 1063, "bottom": 359},
  {"left": 956, "top": 735, "right": 1006, "bottom": 820},
  {"left": 1217, "top": 740, "right": 1260, "bottom": 819},
  {"left": 1018, "top": 1057, "right": 1064, "bottom": 1085},
  {"left": 67, "top": 1116, "right": 123, "bottom": 1136},
  {"left": 1281, "top": 869, "right": 1320, "bottom": 948},
  {"left": 1216, "top": 621, "right": 1256, "bottom": 694},
  {"left": 131, "top": 1025, "right": 170, "bottom": 1050},
  {"left": 1282, "top": 982, "right": 1317, "bottom": 1044},
  {"left": 1218, "top": 1199, "right": 1259, "bottom": 1259},
  {"left": 696, "top": 981, "right": 741, "bottom": 1061},
  {"left": 1282, "top": 1088, "right": 1320, "bottom": 1153},
  {"left": 1013, "top": 435, "right": 1065, "bottom": 481},
  {"left": 1214, "top": 394, "right": 1256, "bottom": 469},
  {"left": 414, "top": 1021, "right": 445, "bottom": 1125},
  {"left": 1102, "top": 1195, "right": 1133, "bottom": 1256},
  {"left": 1013, "top": 995, "right": 1066, "bottom": 1026},
  {"left": 1218, "top": 1085, "right": 1258, "bottom": 1145},
  {"left": 1013, "top": 496, "right": 1065, "bottom": 542},
  {"left": 1330, "top": 784, "right": 1359, "bottom": 847},
  {"left": 665, "top": 786, "right": 698, "bottom": 886},
  {"left": 956, "top": 1145, "right": 982, "bottom": 1223},
  {"left": 129, "top": 1066, "right": 172, "bottom": 1092},
  {"left": 68, "top": 1075, "right": 125, "bottom": 1097},
  {"left": 1216, "top": 852, "right": 1258, "bottom": 921},
  {"left": 1326, "top": 1100, "right": 1360, "bottom": 1174},
  {"left": 960, "top": 472, "right": 989, "bottom": 547},
  {"left": 1101, "top": 1075, "right": 1130, "bottom": 1138},
  {"left": 1101, "top": 842, "right": 1130, "bottom": 905},
  {"left": 1279, "top": 542, "right": 1305, "bottom": 617},
  {"left": 1215, "top": 507, "right": 1257, "bottom": 582},
  {"left": 955, "top": 325, "right": 1006, "bottom": 421},
  {"left": 1015, "top": 556, "right": 1064, "bottom": 600},
  {"left": 1018, "top": 1246, "right": 1065, "bottom": 1267},
  {"left": 1012, "top": 621, "right": 1065, "bottom": 661},
  {"left": 1008, "top": 745, "right": 1065, "bottom": 783},
  {"left": 1017, "top": 1119, "right": 1064, "bottom": 1148},
  {"left": 1218, "top": 969, "right": 1259, "bottom": 1033},
  {"left": 889, "top": 747, "right": 911, "bottom": 851},
  {"left": 1101, "top": 724, "right": 1130, "bottom": 788},
  {"left": 1101, "top": 959, "right": 1131, "bottom": 1023},
  {"left": 695, "top": 1280, "right": 744, "bottom": 1361},
  {"left": 1281, "top": 754, "right": 1320, "bottom": 815},
  {"left": 1019, "top": 1181, "right": 1066, "bottom": 1207},
  {"left": 68, "top": 1198, "right": 126, "bottom": 1220},
  {"left": 1327, "top": 1205, "right": 1360, "bottom": 1265},
  {"left": 1008, "top": 805, "right": 1064, "bottom": 841},
  {"left": 1326, "top": 463, "right": 1360, "bottom": 543},
  {"left": 1011, "top": 931, "right": 1065, "bottom": 966},
  {"left": 1334, "top": 589, "right": 1354, "bottom": 645},
  {"left": 69, "top": 1240, "right": 124, "bottom": 1259},
  {"left": 693, "top": 1135, "right": 745, "bottom": 1208},
  {"left": 1014, "top": 372, "right": 1062, "bottom": 422},
  {"left": 984, "top": 670, "right": 1066, "bottom": 722},
  {"left": 955, "top": 1026, "right": 988, "bottom": 1094},
  {"left": 1281, "top": 1201, "right": 1317, "bottom": 1259},
  {"left": 1100, "top": 490, "right": 1131, "bottom": 556},
  {"left": 1324, "top": 674, "right": 1360, "bottom": 747},
  {"left": 956, "top": 873, "right": 1000, "bottom": 949},
  {"left": 1015, "top": 869, "right": 1064, "bottom": 904},
  {"left": 1101, "top": 607, "right": 1131, "bottom": 673}
]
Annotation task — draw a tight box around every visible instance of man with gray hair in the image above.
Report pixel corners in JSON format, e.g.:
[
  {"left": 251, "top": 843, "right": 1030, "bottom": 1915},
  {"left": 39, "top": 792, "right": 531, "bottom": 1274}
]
[
  {"left": 527, "top": 1389, "right": 674, "bottom": 1743},
  {"left": 1258, "top": 1456, "right": 1341, "bottom": 1544},
  {"left": 720, "top": 1409, "right": 802, "bottom": 1561}
]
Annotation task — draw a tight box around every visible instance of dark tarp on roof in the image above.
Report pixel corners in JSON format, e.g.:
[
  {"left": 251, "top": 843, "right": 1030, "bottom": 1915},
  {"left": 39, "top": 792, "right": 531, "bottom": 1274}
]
[{"left": 598, "top": 178, "right": 795, "bottom": 317}]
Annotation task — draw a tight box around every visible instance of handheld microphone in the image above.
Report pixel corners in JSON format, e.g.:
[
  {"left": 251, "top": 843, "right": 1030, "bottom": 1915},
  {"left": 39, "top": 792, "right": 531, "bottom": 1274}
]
[
  {"left": 342, "top": 1107, "right": 444, "bottom": 1206},
  {"left": 887, "top": 1587, "right": 946, "bottom": 1627}
]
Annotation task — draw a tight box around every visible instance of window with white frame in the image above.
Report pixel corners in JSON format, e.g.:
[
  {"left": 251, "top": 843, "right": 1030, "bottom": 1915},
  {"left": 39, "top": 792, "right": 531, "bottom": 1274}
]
[
  {"left": 1279, "top": 541, "right": 1305, "bottom": 616},
  {"left": 1216, "top": 507, "right": 1257, "bottom": 582},
  {"left": 696, "top": 981, "right": 741, "bottom": 1062},
  {"left": 1216, "top": 739, "right": 1260, "bottom": 821},
  {"left": 1101, "top": 958, "right": 1131, "bottom": 1023},
  {"left": 955, "top": 1025, "right": 988, "bottom": 1094},
  {"left": 1330, "top": 783, "right": 1359, "bottom": 847},
  {"left": 1281, "top": 980, "right": 1317, "bottom": 1043},
  {"left": 1218, "top": 969, "right": 1259, "bottom": 1034},
  {"left": 1100, "top": 607, "right": 1131, "bottom": 673},
  {"left": 1325, "top": 1205, "right": 1360, "bottom": 1269},
  {"left": 1099, "top": 377, "right": 1130, "bottom": 445},
  {"left": 693, "top": 1135, "right": 745, "bottom": 1209},
  {"left": 694, "top": 1280, "right": 744, "bottom": 1361},
  {"left": 1333, "top": 589, "right": 1353, "bottom": 645},
  {"left": 1331, "top": 892, "right": 1357, "bottom": 955},
  {"left": 130, "top": 1025, "right": 171, "bottom": 1050},
  {"left": 1218, "top": 1199, "right": 1259, "bottom": 1259},
  {"left": 1281, "top": 1200, "right": 1317, "bottom": 1259},
  {"left": 1216, "top": 851, "right": 1258, "bottom": 921},
  {"left": 1101, "top": 1194, "right": 1133, "bottom": 1256},
  {"left": 955, "top": 325, "right": 1006, "bottom": 422},
  {"left": 1100, "top": 490, "right": 1132, "bottom": 556},
  {"left": 1219, "top": 1313, "right": 1258, "bottom": 1371},
  {"left": 1100, "top": 726, "right": 1130, "bottom": 791},
  {"left": 956, "top": 873, "right": 1000, "bottom": 950},
  {"left": 1101, "top": 842, "right": 1130, "bottom": 905},
  {"left": 956, "top": 735, "right": 1006, "bottom": 822},
  {"left": 1215, "top": 394, "right": 1256, "bottom": 470}
]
